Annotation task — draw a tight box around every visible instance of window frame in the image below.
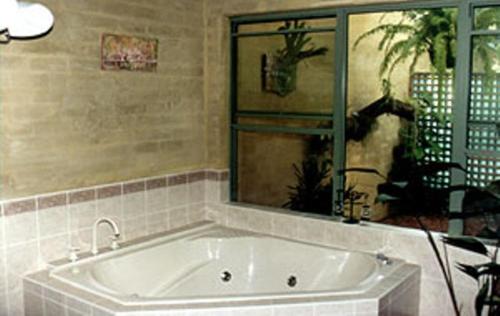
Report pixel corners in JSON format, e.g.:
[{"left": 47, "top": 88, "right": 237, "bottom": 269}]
[{"left": 229, "top": 0, "right": 497, "bottom": 236}]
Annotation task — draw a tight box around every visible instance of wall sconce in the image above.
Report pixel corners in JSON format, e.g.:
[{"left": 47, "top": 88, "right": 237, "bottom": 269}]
[{"left": 0, "top": 0, "right": 54, "bottom": 43}]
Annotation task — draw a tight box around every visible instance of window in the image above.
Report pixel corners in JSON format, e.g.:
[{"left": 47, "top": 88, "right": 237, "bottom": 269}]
[
  {"left": 230, "top": 15, "right": 338, "bottom": 216},
  {"left": 229, "top": 1, "right": 499, "bottom": 236}
]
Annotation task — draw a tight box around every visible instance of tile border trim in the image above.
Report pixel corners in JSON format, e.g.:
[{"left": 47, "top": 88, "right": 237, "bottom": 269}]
[{"left": 1, "top": 169, "right": 229, "bottom": 217}]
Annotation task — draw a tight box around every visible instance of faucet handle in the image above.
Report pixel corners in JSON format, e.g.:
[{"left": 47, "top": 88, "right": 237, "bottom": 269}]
[
  {"left": 109, "top": 235, "right": 120, "bottom": 250},
  {"left": 376, "top": 252, "right": 392, "bottom": 265},
  {"left": 68, "top": 246, "right": 80, "bottom": 263}
]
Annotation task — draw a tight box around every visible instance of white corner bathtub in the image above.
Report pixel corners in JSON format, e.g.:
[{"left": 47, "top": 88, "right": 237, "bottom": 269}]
[{"left": 49, "top": 223, "right": 403, "bottom": 307}]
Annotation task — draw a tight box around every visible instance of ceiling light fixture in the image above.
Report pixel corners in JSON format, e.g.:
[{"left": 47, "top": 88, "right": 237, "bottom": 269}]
[{"left": 0, "top": 0, "right": 54, "bottom": 43}]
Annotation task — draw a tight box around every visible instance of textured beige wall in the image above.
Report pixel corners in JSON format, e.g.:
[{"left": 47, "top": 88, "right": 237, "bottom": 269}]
[{"left": 0, "top": 0, "right": 205, "bottom": 198}]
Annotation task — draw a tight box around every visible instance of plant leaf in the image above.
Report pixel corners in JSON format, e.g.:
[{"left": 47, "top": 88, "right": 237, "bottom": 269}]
[
  {"left": 441, "top": 236, "right": 489, "bottom": 256},
  {"left": 476, "top": 279, "right": 489, "bottom": 316},
  {"left": 375, "top": 193, "right": 401, "bottom": 203},
  {"left": 413, "top": 162, "right": 466, "bottom": 177},
  {"left": 338, "top": 168, "right": 386, "bottom": 180},
  {"left": 456, "top": 263, "right": 480, "bottom": 281}
]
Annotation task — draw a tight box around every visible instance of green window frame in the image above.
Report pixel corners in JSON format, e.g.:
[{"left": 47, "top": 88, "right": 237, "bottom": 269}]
[{"left": 229, "top": 0, "right": 498, "bottom": 236}]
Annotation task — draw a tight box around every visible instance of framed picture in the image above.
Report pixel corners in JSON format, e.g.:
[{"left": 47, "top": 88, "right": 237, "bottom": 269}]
[{"left": 101, "top": 34, "right": 158, "bottom": 72}]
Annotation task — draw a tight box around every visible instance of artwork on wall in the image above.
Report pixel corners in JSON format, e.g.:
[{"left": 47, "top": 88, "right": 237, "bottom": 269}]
[{"left": 101, "top": 33, "right": 158, "bottom": 72}]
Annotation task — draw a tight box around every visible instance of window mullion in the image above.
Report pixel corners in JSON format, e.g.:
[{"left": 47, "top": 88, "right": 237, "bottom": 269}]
[
  {"left": 448, "top": 1, "right": 472, "bottom": 235},
  {"left": 332, "top": 9, "right": 348, "bottom": 217}
]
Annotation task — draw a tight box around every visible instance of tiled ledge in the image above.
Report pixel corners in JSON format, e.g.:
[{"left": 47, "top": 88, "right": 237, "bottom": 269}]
[{"left": 0, "top": 169, "right": 229, "bottom": 217}]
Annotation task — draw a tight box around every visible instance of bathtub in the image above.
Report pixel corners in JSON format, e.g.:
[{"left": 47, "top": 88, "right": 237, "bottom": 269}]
[{"left": 48, "top": 222, "right": 405, "bottom": 307}]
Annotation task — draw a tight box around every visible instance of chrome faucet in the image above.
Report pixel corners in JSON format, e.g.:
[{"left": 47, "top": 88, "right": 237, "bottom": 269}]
[{"left": 91, "top": 217, "right": 121, "bottom": 255}]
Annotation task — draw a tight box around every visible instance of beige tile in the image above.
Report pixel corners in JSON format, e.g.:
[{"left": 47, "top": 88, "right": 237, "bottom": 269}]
[
  {"left": 0, "top": 216, "right": 4, "bottom": 249},
  {"left": 123, "top": 216, "right": 147, "bottom": 241},
  {"left": 205, "top": 181, "right": 220, "bottom": 203},
  {"left": 273, "top": 304, "right": 314, "bottom": 316},
  {"left": 122, "top": 191, "right": 145, "bottom": 220},
  {"left": 66, "top": 295, "right": 92, "bottom": 315},
  {"left": 245, "top": 209, "right": 273, "bottom": 234},
  {"left": 146, "top": 211, "right": 169, "bottom": 235},
  {"left": 168, "top": 206, "right": 189, "bottom": 230},
  {"left": 219, "top": 181, "right": 229, "bottom": 202},
  {"left": 96, "top": 196, "right": 122, "bottom": 221},
  {"left": 314, "top": 302, "right": 355, "bottom": 316},
  {"left": 296, "top": 217, "right": 325, "bottom": 244},
  {"left": 23, "top": 291, "right": 43, "bottom": 316},
  {"left": 44, "top": 299, "right": 66, "bottom": 316},
  {"left": 204, "top": 204, "right": 227, "bottom": 225},
  {"left": 187, "top": 204, "right": 205, "bottom": 224},
  {"left": 272, "top": 213, "right": 299, "bottom": 239},
  {"left": 229, "top": 307, "right": 273, "bottom": 316},
  {"left": 37, "top": 206, "right": 69, "bottom": 238},
  {"left": 168, "top": 184, "right": 188, "bottom": 208},
  {"left": 7, "top": 290, "right": 25, "bottom": 316},
  {"left": 68, "top": 201, "right": 97, "bottom": 232},
  {"left": 0, "top": 290, "right": 7, "bottom": 316},
  {"left": 385, "top": 231, "right": 442, "bottom": 280},
  {"left": 4, "top": 212, "right": 37, "bottom": 245},
  {"left": 5, "top": 241, "right": 39, "bottom": 294},
  {"left": 226, "top": 206, "right": 249, "bottom": 230},
  {"left": 188, "top": 181, "right": 205, "bottom": 204},
  {"left": 69, "top": 228, "right": 92, "bottom": 252},
  {"left": 39, "top": 233, "right": 70, "bottom": 264},
  {"left": 146, "top": 188, "right": 168, "bottom": 213}
]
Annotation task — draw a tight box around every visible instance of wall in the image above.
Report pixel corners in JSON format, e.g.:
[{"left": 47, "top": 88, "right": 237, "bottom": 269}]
[{"left": 0, "top": 0, "right": 205, "bottom": 199}]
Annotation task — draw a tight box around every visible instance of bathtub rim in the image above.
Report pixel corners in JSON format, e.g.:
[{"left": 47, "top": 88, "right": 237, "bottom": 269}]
[{"left": 31, "top": 221, "right": 409, "bottom": 309}]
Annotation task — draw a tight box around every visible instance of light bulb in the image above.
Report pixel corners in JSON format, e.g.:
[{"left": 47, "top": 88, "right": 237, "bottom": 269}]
[{"left": 0, "top": 0, "right": 54, "bottom": 39}]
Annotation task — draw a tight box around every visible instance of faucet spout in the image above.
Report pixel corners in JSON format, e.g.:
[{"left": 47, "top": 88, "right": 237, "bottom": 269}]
[{"left": 91, "top": 217, "right": 120, "bottom": 255}]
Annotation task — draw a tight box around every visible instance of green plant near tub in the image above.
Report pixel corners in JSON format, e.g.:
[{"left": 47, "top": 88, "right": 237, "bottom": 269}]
[
  {"left": 351, "top": 164, "right": 500, "bottom": 316},
  {"left": 263, "top": 20, "right": 329, "bottom": 97}
]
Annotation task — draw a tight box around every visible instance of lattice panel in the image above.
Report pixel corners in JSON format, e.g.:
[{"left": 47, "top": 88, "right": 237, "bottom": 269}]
[
  {"left": 411, "top": 73, "right": 454, "bottom": 188},
  {"left": 411, "top": 73, "right": 500, "bottom": 189},
  {"left": 469, "top": 75, "right": 500, "bottom": 123},
  {"left": 467, "top": 124, "right": 500, "bottom": 152},
  {"left": 467, "top": 156, "right": 500, "bottom": 188},
  {"left": 466, "top": 74, "right": 500, "bottom": 187}
]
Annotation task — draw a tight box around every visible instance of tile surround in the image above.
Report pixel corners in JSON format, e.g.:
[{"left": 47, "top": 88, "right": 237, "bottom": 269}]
[
  {"left": 1, "top": 168, "right": 486, "bottom": 316},
  {"left": 0, "top": 169, "right": 228, "bottom": 316}
]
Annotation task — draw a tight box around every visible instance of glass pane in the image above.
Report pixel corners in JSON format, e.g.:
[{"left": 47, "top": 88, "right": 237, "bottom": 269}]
[
  {"left": 463, "top": 35, "right": 500, "bottom": 238},
  {"left": 237, "top": 130, "right": 333, "bottom": 216},
  {"left": 344, "top": 8, "right": 458, "bottom": 232},
  {"left": 237, "top": 28, "right": 335, "bottom": 113},
  {"left": 238, "top": 18, "right": 337, "bottom": 33},
  {"left": 474, "top": 6, "right": 500, "bottom": 31}
]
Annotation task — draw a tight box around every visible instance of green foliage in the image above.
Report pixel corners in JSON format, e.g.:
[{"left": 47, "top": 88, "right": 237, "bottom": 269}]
[
  {"left": 354, "top": 8, "right": 498, "bottom": 82},
  {"left": 354, "top": 9, "right": 457, "bottom": 80},
  {"left": 276, "top": 20, "right": 329, "bottom": 65},
  {"left": 283, "top": 156, "right": 332, "bottom": 215},
  {"left": 441, "top": 236, "right": 489, "bottom": 256},
  {"left": 270, "top": 20, "right": 329, "bottom": 96}
]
